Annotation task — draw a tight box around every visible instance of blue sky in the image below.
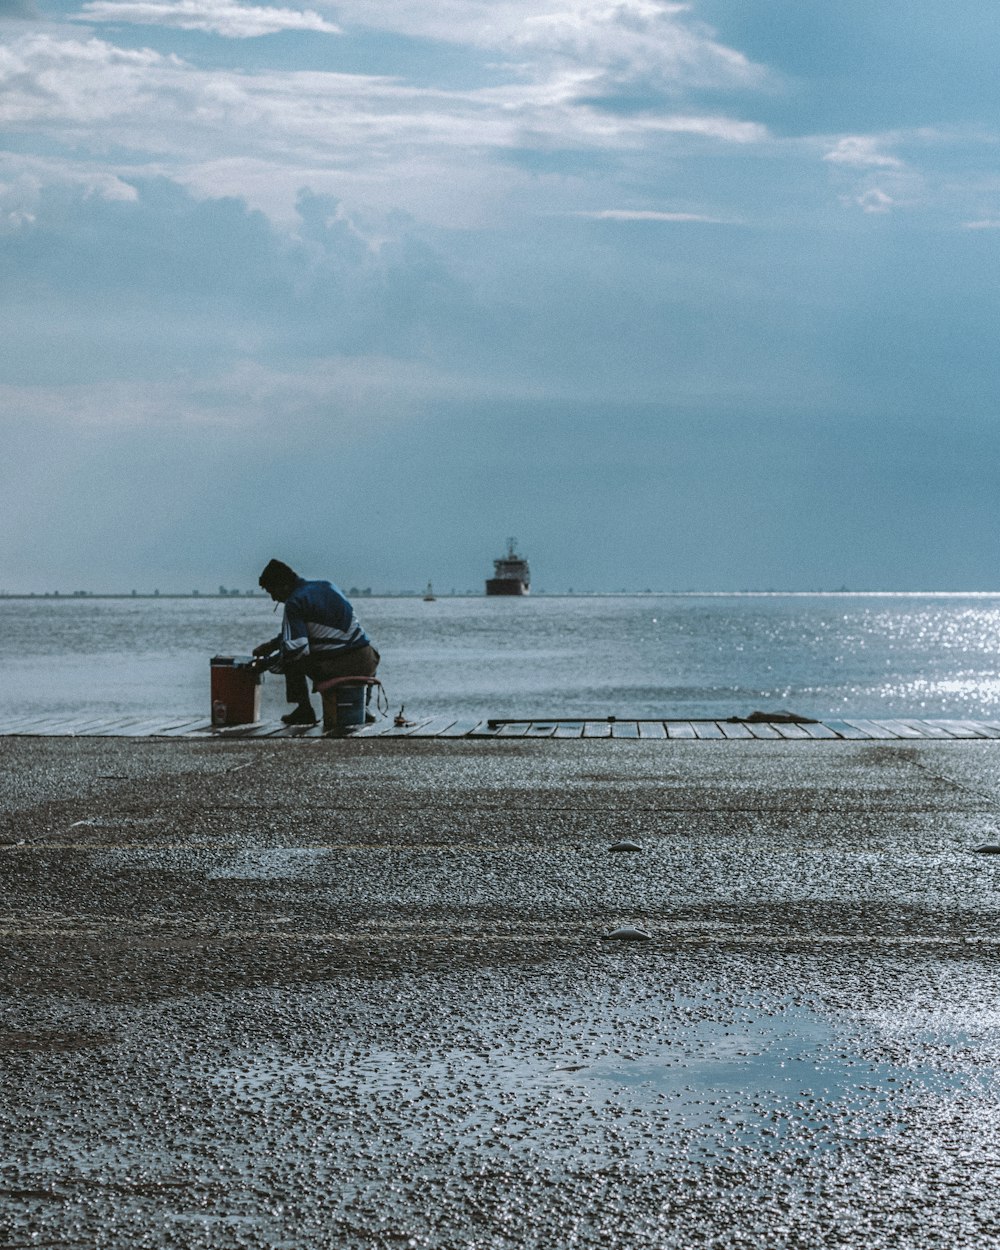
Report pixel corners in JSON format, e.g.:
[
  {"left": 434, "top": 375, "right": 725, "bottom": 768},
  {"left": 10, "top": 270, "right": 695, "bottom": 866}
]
[{"left": 2, "top": 0, "right": 999, "bottom": 591}]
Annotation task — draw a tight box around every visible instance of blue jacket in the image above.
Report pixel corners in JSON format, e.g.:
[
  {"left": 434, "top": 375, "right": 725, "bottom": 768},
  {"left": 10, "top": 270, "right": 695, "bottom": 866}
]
[{"left": 272, "top": 579, "right": 371, "bottom": 670}]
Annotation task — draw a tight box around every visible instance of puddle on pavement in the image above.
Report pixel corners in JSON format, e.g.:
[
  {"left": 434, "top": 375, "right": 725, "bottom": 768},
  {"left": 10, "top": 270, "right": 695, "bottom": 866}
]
[{"left": 219, "top": 997, "right": 994, "bottom": 1167}]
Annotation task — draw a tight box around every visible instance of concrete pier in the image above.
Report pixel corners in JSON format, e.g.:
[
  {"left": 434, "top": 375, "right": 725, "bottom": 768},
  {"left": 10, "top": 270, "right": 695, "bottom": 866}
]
[{"left": 3, "top": 735, "right": 1000, "bottom": 1248}]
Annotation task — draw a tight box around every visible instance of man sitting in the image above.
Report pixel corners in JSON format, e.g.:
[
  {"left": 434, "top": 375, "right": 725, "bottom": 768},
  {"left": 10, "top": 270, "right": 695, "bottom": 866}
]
[{"left": 253, "top": 558, "right": 379, "bottom": 728}]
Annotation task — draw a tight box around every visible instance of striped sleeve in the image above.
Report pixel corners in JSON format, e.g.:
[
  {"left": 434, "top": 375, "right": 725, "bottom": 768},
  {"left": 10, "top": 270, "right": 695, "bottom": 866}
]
[{"left": 280, "top": 603, "right": 311, "bottom": 662}]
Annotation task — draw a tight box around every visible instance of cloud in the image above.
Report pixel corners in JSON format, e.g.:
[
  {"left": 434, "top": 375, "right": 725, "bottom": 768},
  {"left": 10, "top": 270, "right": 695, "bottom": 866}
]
[
  {"left": 74, "top": 0, "right": 342, "bottom": 38},
  {"left": 0, "top": 177, "right": 511, "bottom": 388},
  {"left": 645, "top": 113, "right": 767, "bottom": 143},
  {"left": 0, "top": 153, "right": 139, "bottom": 224},
  {"left": 575, "top": 208, "right": 729, "bottom": 222},
  {"left": 0, "top": 148, "right": 146, "bottom": 231},
  {"left": 854, "top": 187, "right": 895, "bottom": 214},
  {"left": 0, "top": 29, "right": 769, "bottom": 227},
  {"left": 0, "top": 171, "right": 847, "bottom": 408},
  {"left": 0, "top": 32, "right": 753, "bottom": 147},
  {"left": 820, "top": 132, "right": 937, "bottom": 218},
  {"left": 514, "top": 1, "right": 765, "bottom": 93},
  {"left": 0, "top": 34, "right": 172, "bottom": 127},
  {"left": 962, "top": 218, "right": 1000, "bottom": 230},
  {"left": 823, "top": 135, "right": 903, "bottom": 169},
  {"left": 333, "top": 0, "right": 767, "bottom": 90}
]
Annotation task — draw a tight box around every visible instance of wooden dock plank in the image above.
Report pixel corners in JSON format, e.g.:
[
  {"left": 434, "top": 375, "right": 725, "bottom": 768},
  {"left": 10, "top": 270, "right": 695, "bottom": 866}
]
[
  {"left": 343, "top": 721, "right": 394, "bottom": 737},
  {"left": 893, "top": 719, "right": 954, "bottom": 739},
  {"left": 115, "top": 717, "right": 211, "bottom": 737},
  {"left": 146, "top": 714, "right": 216, "bottom": 733},
  {"left": 60, "top": 716, "right": 152, "bottom": 736},
  {"left": 209, "top": 720, "right": 278, "bottom": 737},
  {"left": 955, "top": 719, "right": 1000, "bottom": 738},
  {"left": 84, "top": 713, "right": 210, "bottom": 736},
  {"left": 6, "top": 713, "right": 107, "bottom": 735},
  {"left": 148, "top": 717, "right": 218, "bottom": 736},
  {"left": 843, "top": 719, "right": 902, "bottom": 739},
  {"left": 0, "top": 712, "right": 70, "bottom": 733},
  {"left": 159, "top": 719, "right": 216, "bottom": 736},
  {"left": 437, "top": 718, "right": 489, "bottom": 738},
  {"left": 376, "top": 717, "right": 439, "bottom": 738},
  {"left": 87, "top": 717, "right": 171, "bottom": 735},
  {"left": 40, "top": 713, "right": 139, "bottom": 735},
  {"left": 347, "top": 720, "right": 398, "bottom": 737},
  {"left": 933, "top": 720, "right": 990, "bottom": 738},
  {"left": 822, "top": 720, "right": 876, "bottom": 739},
  {"left": 403, "top": 715, "right": 460, "bottom": 738},
  {"left": 66, "top": 716, "right": 139, "bottom": 733},
  {"left": 5, "top": 712, "right": 1000, "bottom": 745},
  {"left": 217, "top": 720, "right": 294, "bottom": 738},
  {"left": 864, "top": 719, "right": 926, "bottom": 739},
  {"left": 88, "top": 715, "right": 191, "bottom": 736},
  {"left": 16, "top": 717, "right": 89, "bottom": 736},
  {"left": 377, "top": 716, "right": 433, "bottom": 738}
]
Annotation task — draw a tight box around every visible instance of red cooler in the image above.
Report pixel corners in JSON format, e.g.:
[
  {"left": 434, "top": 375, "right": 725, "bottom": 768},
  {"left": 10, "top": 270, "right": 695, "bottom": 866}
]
[{"left": 210, "top": 656, "right": 262, "bottom": 727}]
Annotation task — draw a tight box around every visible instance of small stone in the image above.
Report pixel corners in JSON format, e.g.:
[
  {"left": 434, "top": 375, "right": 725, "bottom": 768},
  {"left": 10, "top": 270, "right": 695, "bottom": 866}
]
[
  {"left": 609, "top": 840, "right": 642, "bottom": 852},
  {"left": 972, "top": 844, "right": 1000, "bottom": 854},
  {"left": 604, "top": 926, "right": 652, "bottom": 941}
]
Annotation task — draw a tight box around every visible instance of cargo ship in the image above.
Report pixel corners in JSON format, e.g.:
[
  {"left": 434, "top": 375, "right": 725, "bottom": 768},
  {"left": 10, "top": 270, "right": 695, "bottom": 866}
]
[{"left": 486, "top": 538, "right": 530, "bottom": 596}]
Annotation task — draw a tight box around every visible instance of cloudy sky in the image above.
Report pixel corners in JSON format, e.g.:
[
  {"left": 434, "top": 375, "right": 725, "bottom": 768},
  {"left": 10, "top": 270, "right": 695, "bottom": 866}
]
[{"left": 2, "top": 0, "right": 999, "bottom": 592}]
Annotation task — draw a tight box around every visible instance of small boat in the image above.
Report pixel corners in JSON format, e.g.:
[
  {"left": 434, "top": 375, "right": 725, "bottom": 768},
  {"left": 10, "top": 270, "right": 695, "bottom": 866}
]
[
  {"left": 486, "top": 538, "right": 530, "bottom": 596},
  {"left": 423, "top": 581, "right": 436, "bottom": 601}
]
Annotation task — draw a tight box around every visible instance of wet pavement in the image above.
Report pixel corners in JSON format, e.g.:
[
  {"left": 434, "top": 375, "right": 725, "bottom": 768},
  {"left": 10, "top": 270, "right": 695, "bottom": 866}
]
[{"left": 3, "top": 735, "right": 1000, "bottom": 1248}]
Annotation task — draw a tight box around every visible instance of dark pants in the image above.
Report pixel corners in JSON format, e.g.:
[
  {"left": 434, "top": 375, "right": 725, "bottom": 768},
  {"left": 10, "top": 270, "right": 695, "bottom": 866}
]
[{"left": 285, "top": 645, "right": 380, "bottom": 706}]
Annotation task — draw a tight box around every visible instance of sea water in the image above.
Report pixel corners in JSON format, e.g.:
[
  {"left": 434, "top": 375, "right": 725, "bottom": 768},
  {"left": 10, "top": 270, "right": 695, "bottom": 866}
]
[{"left": 3, "top": 593, "right": 1000, "bottom": 724}]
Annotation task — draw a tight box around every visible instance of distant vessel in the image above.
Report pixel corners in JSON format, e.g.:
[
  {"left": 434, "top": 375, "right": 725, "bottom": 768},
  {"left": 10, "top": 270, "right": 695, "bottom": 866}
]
[
  {"left": 423, "top": 581, "right": 436, "bottom": 601},
  {"left": 486, "top": 538, "right": 530, "bottom": 596}
]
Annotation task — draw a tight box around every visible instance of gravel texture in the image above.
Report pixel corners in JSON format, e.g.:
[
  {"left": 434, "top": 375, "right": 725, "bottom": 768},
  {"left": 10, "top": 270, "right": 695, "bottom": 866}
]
[{"left": 3, "top": 735, "right": 1000, "bottom": 1248}]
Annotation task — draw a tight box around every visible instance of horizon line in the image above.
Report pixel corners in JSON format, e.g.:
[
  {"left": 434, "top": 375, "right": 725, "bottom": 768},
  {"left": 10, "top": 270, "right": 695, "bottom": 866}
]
[{"left": 4, "top": 589, "right": 1000, "bottom": 600}]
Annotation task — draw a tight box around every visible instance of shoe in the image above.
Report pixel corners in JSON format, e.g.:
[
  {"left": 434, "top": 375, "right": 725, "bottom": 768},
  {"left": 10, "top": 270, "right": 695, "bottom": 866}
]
[
  {"left": 365, "top": 711, "right": 377, "bottom": 724},
  {"left": 281, "top": 706, "right": 318, "bottom": 726}
]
